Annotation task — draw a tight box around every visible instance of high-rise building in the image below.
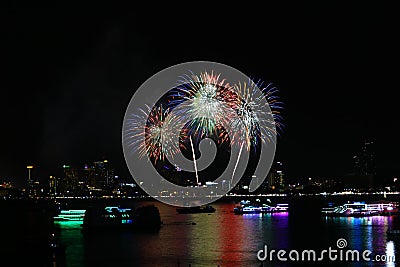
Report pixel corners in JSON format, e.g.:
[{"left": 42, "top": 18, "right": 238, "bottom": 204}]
[
  {"left": 59, "top": 165, "right": 79, "bottom": 195},
  {"left": 344, "top": 139, "right": 376, "bottom": 189},
  {"left": 353, "top": 139, "right": 375, "bottom": 177},
  {"left": 267, "top": 161, "right": 285, "bottom": 190},
  {"left": 91, "top": 160, "right": 115, "bottom": 189},
  {"left": 49, "top": 175, "right": 57, "bottom": 198},
  {"left": 82, "top": 164, "right": 95, "bottom": 188},
  {"left": 26, "top": 165, "right": 35, "bottom": 198},
  {"left": 25, "top": 165, "right": 43, "bottom": 198}
]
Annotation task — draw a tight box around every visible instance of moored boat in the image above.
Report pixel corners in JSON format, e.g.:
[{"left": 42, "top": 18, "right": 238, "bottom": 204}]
[
  {"left": 53, "top": 209, "right": 86, "bottom": 221},
  {"left": 82, "top": 205, "right": 162, "bottom": 232},
  {"left": 233, "top": 200, "right": 289, "bottom": 215},
  {"left": 321, "top": 202, "right": 398, "bottom": 217}
]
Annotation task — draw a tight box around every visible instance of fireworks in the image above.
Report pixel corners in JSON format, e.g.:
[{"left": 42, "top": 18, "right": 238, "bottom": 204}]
[
  {"left": 231, "top": 79, "right": 284, "bottom": 150},
  {"left": 169, "top": 71, "right": 239, "bottom": 140},
  {"left": 126, "top": 71, "right": 284, "bottom": 161},
  {"left": 125, "top": 104, "right": 181, "bottom": 162}
]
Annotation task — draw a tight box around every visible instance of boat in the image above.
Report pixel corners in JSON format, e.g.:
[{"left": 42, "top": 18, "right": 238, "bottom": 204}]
[
  {"left": 176, "top": 205, "right": 216, "bottom": 214},
  {"left": 53, "top": 209, "right": 86, "bottom": 221},
  {"left": 321, "top": 202, "right": 398, "bottom": 217},
  {"left": 233, "top": 200, "right": 289, "bottom": 215},
  {"left": 82, "top": 205, "right": 162, "bottom": 232}
]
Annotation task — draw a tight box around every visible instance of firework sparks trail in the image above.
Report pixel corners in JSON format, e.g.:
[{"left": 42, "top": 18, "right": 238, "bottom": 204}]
[
  {"left": 231, "top": 80, "right": 284, "bottom": 150},
  {"left": 122, "top": 61, "right": 281, "bottom": 207},
  {"left": 231, "top": 142, "right": 244, "bottom": 184},
  {"left": 189, "top": 135, "right": 199, "bottom": 185}
]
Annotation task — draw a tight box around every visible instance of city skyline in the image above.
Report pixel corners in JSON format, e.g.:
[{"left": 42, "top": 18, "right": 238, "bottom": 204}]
[
  {"left": 1, "top": 6, "right": 399, "bottom": 267},
  {"left": 1, "top": 6, "right": 398, "bottom": 186},
  {"left": 3, "top": 154, "right": 399, "bottom": 200},
  {"left": 0, "top": 145, "right": 392, "bottom": 192},
  {"left": 0, "top": 135, "right": 392, "bottom": 188}
]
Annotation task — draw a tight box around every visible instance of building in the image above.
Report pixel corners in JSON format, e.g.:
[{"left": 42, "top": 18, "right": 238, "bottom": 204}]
[
  {"left": 59, "top": 165, "right": 80, "bottom": 195},
  {"left": 353, "top": 139, "right": 375, "bottom": 177},
  {"left": 80, "top": 159, "right": 117, "bottom": 191},
  {"left": 91, "top": 160, "right": 115, "bottom": 189},
  {"left": 49, "top": 160, "right": 118, "bottom": 196},
  {"left": 343, "top": 139, "right": 375, "bottom": 189},
  {"left": 25, "top": 165, "right": 43, "bottom": 198},
  {"left": 49, "top": 175, "right": 57, "bottom": 198},
  {"left": 267, "top": 161, "right": 285, "bottom": 190}
]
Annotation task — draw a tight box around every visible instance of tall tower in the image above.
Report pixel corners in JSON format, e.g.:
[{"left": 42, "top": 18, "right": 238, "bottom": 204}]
[
  {"left": 27, "top": 165, "right": 33, "bottom": 181},
  {"left": 26, "top": 165, "right": 34, "bottom": 197}
]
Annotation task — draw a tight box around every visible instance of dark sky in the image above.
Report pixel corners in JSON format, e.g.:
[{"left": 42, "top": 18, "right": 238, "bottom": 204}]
[{"left": 1, "top": 6, "right": 398, "bottom": 185}]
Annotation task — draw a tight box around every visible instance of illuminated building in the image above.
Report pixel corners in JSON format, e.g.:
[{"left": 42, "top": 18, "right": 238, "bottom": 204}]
[
  {"left": 25, "top": 165, "right": 42, "bottom": 198},
  {"left": 82, "top": 164, "right": 95, "bottom": 188},
  {"left": 59, "top": 165, "right": 80, "bottom": 196},
  {"left": 267, "top": 161, "right": 285, "bottom": 190},
  {"left": 26, "top": 165, "right": 34, "bottom": 197},
  {"left": 49, "top": 160, "right": 118, "bottom": 196},
  {"left": 49, "top": 175, "right": 57, "bottom": 197},
  {"left": 353, "top": 139, "right": 375, "bottom": 177},
  {"left": 0, "top": 182, "right": 15, "bottom": 197},
  {"left": 91, "top": 160, "right": 115, "bottom": 189},
  {"left": 344, "top": 139, "right": 375, "bottom": 189},
  {"left": 80, "top": 160, "right": 117, "bottom": 191}
]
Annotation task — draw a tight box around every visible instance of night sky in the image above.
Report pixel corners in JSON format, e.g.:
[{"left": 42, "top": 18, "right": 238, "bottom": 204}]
[{"left": 1, "top": 6, "right": 398, "bottom": 186}]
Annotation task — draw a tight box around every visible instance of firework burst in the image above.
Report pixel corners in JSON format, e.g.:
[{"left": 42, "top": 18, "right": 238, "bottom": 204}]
[
  {"left": 125, "top": 71, "right": 284, "bottom": 164},
  {"left": 169, "top": 71, "right": 239, "bottom": 143},
  {"left": 231, "top": 80, "right": 284, "bottom": 150},
  {"left": 125, "top": 104, "right": 181, "bottom": 162}
]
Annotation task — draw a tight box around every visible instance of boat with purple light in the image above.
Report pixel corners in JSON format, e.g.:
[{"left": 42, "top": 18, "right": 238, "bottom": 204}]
[
  {"left": 233, "top": 200, "right": 289, "bottom": 215},
  {"left": 321, "top": 201, "right": 398, "bottom": 217}
]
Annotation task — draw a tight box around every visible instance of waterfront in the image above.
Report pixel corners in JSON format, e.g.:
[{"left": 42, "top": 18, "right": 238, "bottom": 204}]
[{"left": 1, "top": 197, "right": 400, "bottom": 266}]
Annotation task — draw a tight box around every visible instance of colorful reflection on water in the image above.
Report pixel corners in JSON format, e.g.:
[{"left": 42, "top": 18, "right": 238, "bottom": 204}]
[
  {"left": 321, "top": 215, "right": 397, "bottom": 266},
  {"left": 6, "top": 201, "right": 400, "bottom": 266}
]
